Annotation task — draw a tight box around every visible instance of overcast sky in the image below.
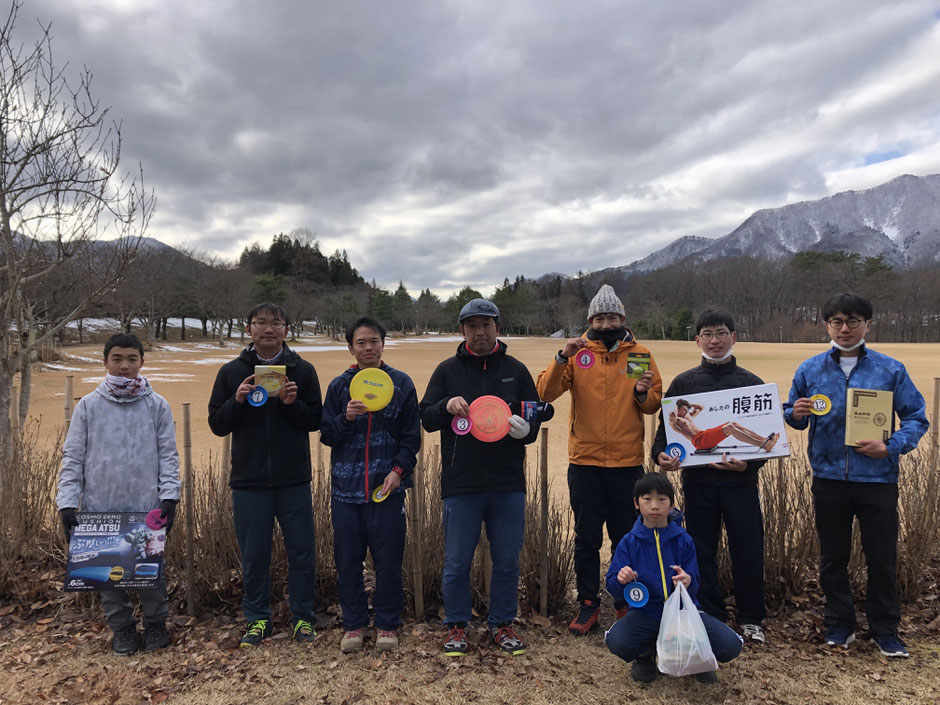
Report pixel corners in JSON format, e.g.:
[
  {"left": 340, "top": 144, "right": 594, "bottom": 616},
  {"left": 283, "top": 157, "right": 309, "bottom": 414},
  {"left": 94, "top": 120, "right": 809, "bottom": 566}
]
[{"left": 19, "top": 0, "right": 940, "bottom": 297}]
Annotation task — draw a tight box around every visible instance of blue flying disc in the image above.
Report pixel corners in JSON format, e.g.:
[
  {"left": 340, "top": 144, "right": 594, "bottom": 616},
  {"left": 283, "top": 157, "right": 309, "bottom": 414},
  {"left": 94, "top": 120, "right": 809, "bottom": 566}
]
[
  {"left": 248, "top": 387, "right": 268, "bottom": 407},
  {"left": 664, "top": 443, "right": 686, "bottom": 462},
  {"left": 624, "top": 581, "right": 649, "bottom": 608}
]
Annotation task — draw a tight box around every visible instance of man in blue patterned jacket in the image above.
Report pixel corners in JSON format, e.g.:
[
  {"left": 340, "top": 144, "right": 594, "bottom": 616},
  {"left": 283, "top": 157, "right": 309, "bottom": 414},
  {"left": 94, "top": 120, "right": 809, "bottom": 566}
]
[
  {"left": 320, "top": 316, "right": 420, "bottom": 654},
  {"left": 784, "top": 293, "right": 928, "bottom": 659}
]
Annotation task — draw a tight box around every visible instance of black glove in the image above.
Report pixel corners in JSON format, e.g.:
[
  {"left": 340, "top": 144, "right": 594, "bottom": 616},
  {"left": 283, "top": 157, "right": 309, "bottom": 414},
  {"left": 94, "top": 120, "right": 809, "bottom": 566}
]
[
  {"left": 60, "top": 508, "right": 78, "bottom": 541},
  {"left": 159, "top": 499, "right": 178, "bottom": 532},
  {"left": 510, "top": 401, "right": 555, "bottom": 423}
]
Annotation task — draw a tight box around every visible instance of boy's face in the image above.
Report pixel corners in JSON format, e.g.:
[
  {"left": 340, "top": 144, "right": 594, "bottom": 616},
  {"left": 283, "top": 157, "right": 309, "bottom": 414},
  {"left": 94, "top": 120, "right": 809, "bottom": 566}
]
[
  {"left": 590, "top": 312, "right": 624, "bottom": 331},
  {"left": 348, "top": 326, "right": 384, "bottom": 368},
  {"left": 634, "top": 490, "right": 673, "bottom": 528},
  {"left": 696, "top": 324, "right": 736, "bottom": 359},
  {"left": 105, "top": 346, "right": 143, "bottom": 379},
  {"left": 826, "top": 309, "right": 870, "bottom": 349}
]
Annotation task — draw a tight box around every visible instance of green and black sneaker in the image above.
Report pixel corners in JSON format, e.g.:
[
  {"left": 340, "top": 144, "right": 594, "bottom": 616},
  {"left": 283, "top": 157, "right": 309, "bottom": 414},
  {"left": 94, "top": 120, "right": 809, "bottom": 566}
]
[
  {"left": 292, "top": 618, "right": 316, "bottom": 644},
  {"left": 240, "top": 619, "right": 272, "bottom": 648}
]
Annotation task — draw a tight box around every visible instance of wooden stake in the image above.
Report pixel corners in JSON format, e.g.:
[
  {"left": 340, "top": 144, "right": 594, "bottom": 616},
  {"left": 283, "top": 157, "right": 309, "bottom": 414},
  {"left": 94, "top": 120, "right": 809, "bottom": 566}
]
[
  {"left": 64, "top": 376, "right": 74, "bottom": 431},
  {"left": 539, "top": 427, "right": 549, "bottom": 616},
  {"left": 410, "top": 437, "right": 425, "bottom": 618},
  {"left": 182, "top": 403, "right": 196, "bottom": 616}
]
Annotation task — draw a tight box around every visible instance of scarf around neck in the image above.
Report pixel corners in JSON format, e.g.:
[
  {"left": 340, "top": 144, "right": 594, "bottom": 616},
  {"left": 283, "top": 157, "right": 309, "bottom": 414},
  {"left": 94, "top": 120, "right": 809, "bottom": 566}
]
[
  {"left": 104, "top": 373, "right": 148, "bottom": 398},
  {"left": 587, "top": 326, "right": 630, "bottom": 350}
]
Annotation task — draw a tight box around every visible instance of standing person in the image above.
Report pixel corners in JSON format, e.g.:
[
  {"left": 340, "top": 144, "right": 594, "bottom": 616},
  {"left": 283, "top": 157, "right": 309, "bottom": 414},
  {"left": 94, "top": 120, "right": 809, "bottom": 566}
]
[
  {"left": 208, "top": 303, "right": 323, "bottom": 647},
  {"left": 652, "top": 310, "right": 769, "bottom": 644},
  {"left": 784, "top": 293, "right": 928, "bottom": 657},
  {"left": 57, "top": 333, "right": 180, "bottom": 655},
  {"left": 420, "top": 299, "right": 541, "bottom": 656},
  {"left": 536, "top": 284, "right": 662, "bottom": 635},
  {"left": 320, "top": 317, "right": 420, "bottom": 653}
]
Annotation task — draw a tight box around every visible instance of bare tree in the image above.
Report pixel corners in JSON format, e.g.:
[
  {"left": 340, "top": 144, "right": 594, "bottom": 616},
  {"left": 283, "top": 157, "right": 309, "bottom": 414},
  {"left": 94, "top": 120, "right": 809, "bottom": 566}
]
[{"left": 0, "top": 1, "right": 154, "bottom": 461}]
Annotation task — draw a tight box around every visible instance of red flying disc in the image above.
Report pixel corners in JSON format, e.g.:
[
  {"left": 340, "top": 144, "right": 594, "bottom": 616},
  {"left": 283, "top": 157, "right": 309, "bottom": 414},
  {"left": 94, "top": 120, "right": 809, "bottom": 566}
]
[
  {"left": 468, "top": 395, "right": 511, "bottom": 443},
  {"left": 145, "top": 509, "right": 167, "bottom": 530}
]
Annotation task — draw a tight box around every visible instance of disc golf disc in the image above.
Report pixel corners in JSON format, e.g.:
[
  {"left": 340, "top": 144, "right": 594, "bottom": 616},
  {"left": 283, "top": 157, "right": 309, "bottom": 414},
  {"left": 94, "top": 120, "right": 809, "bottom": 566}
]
[
  {"left": 574, "top": 349, "right": 595, "bottom": 369},
  {"left": 372, "top": 486, "right": 389, "bottom": 503},
  {"left": 145, "top": 508, "right": 167, "bottom": 530},
  {"left": 350, "top": 368, "right": 394, "bottom": 412},
  {"left": 468, "top": 395, "right": 511, "bottom": 443}
]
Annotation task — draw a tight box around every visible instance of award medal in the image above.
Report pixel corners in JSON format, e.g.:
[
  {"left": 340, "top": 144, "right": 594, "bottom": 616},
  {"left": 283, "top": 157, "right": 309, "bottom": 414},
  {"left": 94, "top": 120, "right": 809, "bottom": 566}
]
[
  {"left": 452, "top": 416, "right": 473, "bottom": 435},
  {"left": 624, "top": 581, "right": 650, "bottom": 608},
  {"left": 247, "top": 387, "right": 268, "bottom": 407},
  {"left": 810, "top": 394, "right": 831, "bottom": 416},
  {"left": 574, "top": 349, "right": 595, "bottom": 369}
]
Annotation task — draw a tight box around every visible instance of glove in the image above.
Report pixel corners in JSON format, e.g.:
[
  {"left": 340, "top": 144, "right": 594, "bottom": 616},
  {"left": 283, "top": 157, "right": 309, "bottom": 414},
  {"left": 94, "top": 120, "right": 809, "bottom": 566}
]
[
  {"left": 60, "top": 508, "right": 78, "bottom": 541},
  {"left": 507, "top": 414, "right": 530, "bottom": 440},
  {"left": 159, "top": 499, "right": 178, "bottom": 532}
]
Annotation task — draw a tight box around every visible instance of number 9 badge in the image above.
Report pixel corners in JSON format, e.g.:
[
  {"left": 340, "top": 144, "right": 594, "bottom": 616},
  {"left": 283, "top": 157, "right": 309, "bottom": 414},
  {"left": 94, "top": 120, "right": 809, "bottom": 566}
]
[{"left": 624, "top": 581, "right": 649, "bottom": 608}]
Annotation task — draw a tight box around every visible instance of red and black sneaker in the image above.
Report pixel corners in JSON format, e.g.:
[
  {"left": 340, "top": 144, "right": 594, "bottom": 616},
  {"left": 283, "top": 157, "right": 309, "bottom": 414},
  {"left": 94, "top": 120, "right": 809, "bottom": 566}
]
[
  {"left": 443, "top": 623, "right": 468, "bottom": 656},
  {"left": 568, "top": 599, "right": 600, "bottom": 636},
  {"left": 614, "top": 602, "right": 629, "bottom": 621},
  {"left": 491, "top": 623, "right": 526, "bottom": 655}
]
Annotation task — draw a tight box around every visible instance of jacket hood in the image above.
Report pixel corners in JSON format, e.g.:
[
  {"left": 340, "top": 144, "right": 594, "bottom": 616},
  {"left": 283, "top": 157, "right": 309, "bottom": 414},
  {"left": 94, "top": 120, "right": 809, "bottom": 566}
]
[
  {"left": 698, "top": 355, "right": 740, "bottom": 375},
  {"left": 237, "top": 342, "right": 301, "bottom": 367},
  {"left": 455, "top": 339, "right": 507, "bottom": 358},
  {"left": 93, "top": 379, "right": 153, "bottom": 403},
  {"left": 628, "top": 511, "right": 685, "bottom": 542}
]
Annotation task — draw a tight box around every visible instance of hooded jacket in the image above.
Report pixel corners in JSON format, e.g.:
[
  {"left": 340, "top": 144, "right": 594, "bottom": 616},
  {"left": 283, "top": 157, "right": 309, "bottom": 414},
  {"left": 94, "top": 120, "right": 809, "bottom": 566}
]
[
  {"left": 57, "top": 380, "right": 180, "bottom": 512},
  {"left": 420, "top": 340, "right": 540, "bottom": 498},
  {"left": 605, "top": 513, "right": 700, "bottom": 620},
  {"left": 651, "top": 356, "right": 767, "bottom": 486},
  {"left": 783, "top": 345, "right": 928, "bottom": 483},
  {"left": 208, "top": 343, "right": 322, "bottom": 489},
  {"left": 319, "top": 363, "right": 420, "bottom": 503},
  {"left": 536, "top": 329, "right": 662, "bottom": 467}
]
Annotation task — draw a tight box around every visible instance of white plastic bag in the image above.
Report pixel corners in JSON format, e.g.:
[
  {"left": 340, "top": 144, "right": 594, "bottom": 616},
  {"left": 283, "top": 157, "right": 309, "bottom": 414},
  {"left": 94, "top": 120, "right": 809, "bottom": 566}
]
[{"left": 656, "top": 581, "right": 718, "bottom": 677}]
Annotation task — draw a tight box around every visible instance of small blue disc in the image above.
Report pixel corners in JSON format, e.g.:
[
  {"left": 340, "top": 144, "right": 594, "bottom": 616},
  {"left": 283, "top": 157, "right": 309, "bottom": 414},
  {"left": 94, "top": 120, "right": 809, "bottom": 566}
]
[
  {"left": 248, "top": 387, "right": 268, "bottom": 407},
  {"left": 664, "top": 443, "right": 686, "bottom": 462},
  {"left": 624, "top": 581, "right": 649, "bottom": 608}
]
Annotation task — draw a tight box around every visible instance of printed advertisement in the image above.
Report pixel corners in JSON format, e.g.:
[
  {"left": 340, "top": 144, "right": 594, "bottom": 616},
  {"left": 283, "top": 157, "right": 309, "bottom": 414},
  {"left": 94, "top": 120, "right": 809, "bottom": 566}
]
[{"left": 65, "top": 512, "right": 166, "bottom": 591}]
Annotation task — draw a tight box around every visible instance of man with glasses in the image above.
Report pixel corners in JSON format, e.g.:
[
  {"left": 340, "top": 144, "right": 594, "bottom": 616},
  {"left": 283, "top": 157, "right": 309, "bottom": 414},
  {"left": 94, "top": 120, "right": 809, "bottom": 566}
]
[
  {"left": 209, "top": 303, "right": 323, "bottom": 647},
  {"left": 784, "top": 293, "right": 927, "bottom": 658},
  {"left": 652, "top": 310, "right": 768, "bottom": 646},
  {"left": 537, "top": 284, "right": 662, "bottom": 636}
]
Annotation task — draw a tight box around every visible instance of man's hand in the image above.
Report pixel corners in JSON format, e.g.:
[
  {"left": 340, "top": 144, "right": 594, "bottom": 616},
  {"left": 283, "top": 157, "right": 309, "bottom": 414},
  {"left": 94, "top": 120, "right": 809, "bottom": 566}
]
[
  {"left": 346, "top": 399, "right": 369, "bottom": 421},
  {"left": 635, "top": 370, "right": 654, "bottom": 394},
  {"left": 235, "top": 375, "right": 256, "bottom": 404},
  {"left": 657, "top": 451, "right": 681, "bottom": 472},
  {"left": 380, "top": 469, "right": 402, "bottom": 496},
  {"left": 280, "top": 380, "right": 298, "bottom": 405},
  {"left": 507, "top": 414, "right": 530, "bottom": 440},
  {"left": 671, "top": 565, "right": 691, "bottom": 589},
  {"left": 790, "top": 397, "right": 813, "bottom": 421},
  {"left": 446, "top": 396, "right": 470, "bottom": 417},
  {"left": 559, "top": 338, "right": 586, "bottom": 359},
  {"left": 617, "top": 565, "right": 637, "bottom": 585},
  {"left": 708, "top": 453, "right": 748, "bottom": 471},
  {"left": 855, "top": 439, "right": 889, "bottom": 459},
  {"left": 60, "top": 508, "right": 78, "bottom": 541},
  {"left": 159, "top": 499, "right": 178, "bottom": 532}
]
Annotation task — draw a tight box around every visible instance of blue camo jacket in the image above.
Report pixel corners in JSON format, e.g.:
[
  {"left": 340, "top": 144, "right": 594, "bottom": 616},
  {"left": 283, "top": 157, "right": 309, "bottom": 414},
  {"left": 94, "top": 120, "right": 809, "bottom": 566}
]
[
  {"left": 319, "top": 363, "right": 421, "bottom": 503},
  {"left": 783, "top": 345, "right": 928, "bottom": 483}
]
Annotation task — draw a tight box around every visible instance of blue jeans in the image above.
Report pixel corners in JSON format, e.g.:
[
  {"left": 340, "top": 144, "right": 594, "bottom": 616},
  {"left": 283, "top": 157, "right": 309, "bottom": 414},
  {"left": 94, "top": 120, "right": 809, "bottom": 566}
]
[
  {"left": 605, "top": 607, "right": 743, "bottom": 664},
  {"left": 232, "top": 484, "right": 317, "bottom": 623},
  {"left": 332, "top": 493, "right": 406, "bottom": 631},
  {"left": 442, "top": 491, "right": 525, "bottom": 628}
]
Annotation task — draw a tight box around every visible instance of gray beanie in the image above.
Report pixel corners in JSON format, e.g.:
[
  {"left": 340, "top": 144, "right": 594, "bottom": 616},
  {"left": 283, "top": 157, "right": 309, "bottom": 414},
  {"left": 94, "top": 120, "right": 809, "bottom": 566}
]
[{"left": 587, "top": 284, "right": 624, "bottom": 321}]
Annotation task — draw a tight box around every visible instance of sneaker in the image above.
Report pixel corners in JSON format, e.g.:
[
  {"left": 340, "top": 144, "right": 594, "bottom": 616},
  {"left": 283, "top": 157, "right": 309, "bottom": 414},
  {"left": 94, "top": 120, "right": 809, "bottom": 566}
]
[
  {"left": 340, "top": 629, "right": 364, "bottom": 653},
  {"left": 239, "top": 619, "right": 272, "bottom": 648},
  {"left": 568, "top": 599, "right": 600, "bottom": 636},
  {"left": 443, "top": 624, "right": 468, "bottom": 656},
  {"left": 614, "top": 603, "right": 629, "bottom": 621},
  {"left": 740, "top": 623, "right": 766, "bottom": 644},
  {"left": 142, "top": 622, "right": 170, "bottom": 652},
  {"left": 112, "top": 624, "right": 139, "bottom": 655},
  {"left": 292, "top": 618, "right": 316, "bottom": 644},
  {"left": 630, "top": 654, "right": 657, "bottom": 683},
  {"left": 376, "top": 629, "right": 399, "bottom": 651},
  {"left": 491, "top": 623, "right": 526, "bottom": 655},
  {"left": 871, "top": 634, "right": 909, "bottom": 658},
  {"left": 824, "top": 628, "right": 856, "bottom": 649},
  {"left": 694, "top": 670, "right": 719, "bottom": 683}
]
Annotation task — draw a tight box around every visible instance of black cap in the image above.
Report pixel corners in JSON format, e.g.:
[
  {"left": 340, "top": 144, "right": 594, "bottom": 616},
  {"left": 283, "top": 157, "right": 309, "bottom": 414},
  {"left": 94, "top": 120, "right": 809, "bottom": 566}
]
[{"left": 458, "top": 298, "right": 500, "bottom": 323}]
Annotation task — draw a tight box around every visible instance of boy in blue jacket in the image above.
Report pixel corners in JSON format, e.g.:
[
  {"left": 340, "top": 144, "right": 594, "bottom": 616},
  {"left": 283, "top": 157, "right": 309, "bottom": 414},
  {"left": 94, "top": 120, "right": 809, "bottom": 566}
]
[
  {"left": 784, "top": 293, "right": 928, "bottom": 658},
  {"left": 605, "top": 473, "right": 743, "bottom": 683},
  {"left": 320, "top": 317, "right": 421, "bottom": 653}
]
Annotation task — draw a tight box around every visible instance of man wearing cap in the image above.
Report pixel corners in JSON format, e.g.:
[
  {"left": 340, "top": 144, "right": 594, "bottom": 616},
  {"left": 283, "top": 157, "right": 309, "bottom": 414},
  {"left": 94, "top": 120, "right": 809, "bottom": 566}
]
[
  {"left": 537, "top": 284, "right": 662, "bottom": 636},
  {"left": 420, "top": 298, "right": 541, "bottom": 657}
]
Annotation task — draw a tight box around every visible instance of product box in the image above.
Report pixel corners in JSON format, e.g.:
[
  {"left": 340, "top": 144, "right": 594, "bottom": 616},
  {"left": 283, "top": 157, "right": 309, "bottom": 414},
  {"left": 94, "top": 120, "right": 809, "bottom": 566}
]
[
  {"left": 64, "top": 512, "right": 166, "bottom": 591},
  {"left": 254, "top": 365, "right": 287, "bottom": 396},
  {"left": 845, "top": 388, "right": 894, "bottom": 446}
]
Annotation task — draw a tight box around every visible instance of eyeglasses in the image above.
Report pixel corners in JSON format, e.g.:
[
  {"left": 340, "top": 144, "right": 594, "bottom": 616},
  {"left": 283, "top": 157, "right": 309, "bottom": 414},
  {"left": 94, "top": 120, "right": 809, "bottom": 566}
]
[
  {"left": 251, "top": 320, "right": 285, "bottom": 330},
  {"left": 698, "top": 330, "right": 730, "bottom": 341},
  {"left": 826, "top": 318, "right": 864, "bottom": 330}
]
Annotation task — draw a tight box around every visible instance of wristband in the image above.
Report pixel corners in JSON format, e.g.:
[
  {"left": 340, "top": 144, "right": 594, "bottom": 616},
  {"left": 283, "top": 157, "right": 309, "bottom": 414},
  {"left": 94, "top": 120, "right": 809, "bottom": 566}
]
[
  {"left": 556, "top": 351, "right": 569, "bottom": 364},
  {"left": 392, "top": 466, "right": 405, "bottom": 479}
]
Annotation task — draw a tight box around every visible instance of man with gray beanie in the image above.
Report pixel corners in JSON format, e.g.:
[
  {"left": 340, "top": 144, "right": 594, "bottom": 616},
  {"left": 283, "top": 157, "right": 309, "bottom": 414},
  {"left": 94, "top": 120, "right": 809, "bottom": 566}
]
[{"left": 537, "top": 284, "right": 662, "bottom": 636}]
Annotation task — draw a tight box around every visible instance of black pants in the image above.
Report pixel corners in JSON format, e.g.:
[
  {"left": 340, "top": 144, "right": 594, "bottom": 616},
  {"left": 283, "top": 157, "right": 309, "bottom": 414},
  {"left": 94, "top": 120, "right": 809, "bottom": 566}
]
[
  {"left": 812, "top": 477, "right": 900, "bottom": 636},
  {"left": 568, "top": 464, "right": 642, "bottom": 604},
  {"left": 682, "top": 482, "right": 765, "bottom": 625}
]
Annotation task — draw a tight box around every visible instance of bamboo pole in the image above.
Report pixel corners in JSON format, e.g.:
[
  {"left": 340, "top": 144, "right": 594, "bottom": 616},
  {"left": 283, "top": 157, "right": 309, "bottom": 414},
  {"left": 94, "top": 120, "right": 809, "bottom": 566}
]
[
  {"left": 182, "top": 403, "right": 196, "bottom": 616},
  {"left": 217, "top": 434, "right": 231, "bottom": 496},
  {"left": 410, "top": 438, "right": 425, "bottom": 618},
  {"left": 64, "top": 376, "right": 74, "bottom": 431},
  {"left": 316, "top": 434, "right": 324, "bottom": 497},
  {"left": 539, "top": 428, "right": 549, "bottom": 616}
]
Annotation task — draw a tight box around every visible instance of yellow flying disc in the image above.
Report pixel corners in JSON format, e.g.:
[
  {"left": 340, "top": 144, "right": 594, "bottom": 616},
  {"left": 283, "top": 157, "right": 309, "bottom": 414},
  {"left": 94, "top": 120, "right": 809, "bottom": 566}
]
[
  {"left": 810, "top": 394, "right": 831, "bottom": 416},
  {"left": 350, "top": 368, "right": 394, "bottom": 412}
]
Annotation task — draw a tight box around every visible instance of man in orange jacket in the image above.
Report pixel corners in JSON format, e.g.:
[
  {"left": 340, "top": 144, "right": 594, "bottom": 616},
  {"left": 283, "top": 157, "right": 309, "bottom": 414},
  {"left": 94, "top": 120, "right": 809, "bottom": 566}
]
[{"left": 537, "top": 284, "right": 662, "bottom": 636}]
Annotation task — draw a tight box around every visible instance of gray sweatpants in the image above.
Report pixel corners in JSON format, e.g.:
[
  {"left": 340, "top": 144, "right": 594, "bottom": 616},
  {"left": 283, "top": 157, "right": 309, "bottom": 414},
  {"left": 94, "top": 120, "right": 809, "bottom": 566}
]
[{"left": 100, "top": 586, "right": 168, "bottom": 631}]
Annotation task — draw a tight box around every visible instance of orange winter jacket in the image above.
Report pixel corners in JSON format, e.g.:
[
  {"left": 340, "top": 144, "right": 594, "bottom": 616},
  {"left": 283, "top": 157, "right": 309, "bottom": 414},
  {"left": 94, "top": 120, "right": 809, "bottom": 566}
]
[{"left": 536, "top": 331, "right": 662, "bottom": 467}]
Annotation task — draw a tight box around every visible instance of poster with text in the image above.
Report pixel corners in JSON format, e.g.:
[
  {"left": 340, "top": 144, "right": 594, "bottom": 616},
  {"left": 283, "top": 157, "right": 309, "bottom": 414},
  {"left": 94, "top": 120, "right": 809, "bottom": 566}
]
[
  {"left": 64, "top": 512, "right": 166, "bottom": 591},
  {"left": 661, "top": 383, "right": 790, "bottom": 468}
]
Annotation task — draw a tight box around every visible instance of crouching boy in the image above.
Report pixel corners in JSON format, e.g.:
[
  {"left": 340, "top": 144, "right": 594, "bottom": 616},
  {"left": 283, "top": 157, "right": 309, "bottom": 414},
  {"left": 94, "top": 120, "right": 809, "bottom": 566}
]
[
  {"left": 604, "top": 473, "right": 742, "bottom": 683},
  {"left": 57, "top": 333, "right": 181, "bottom": 655}
]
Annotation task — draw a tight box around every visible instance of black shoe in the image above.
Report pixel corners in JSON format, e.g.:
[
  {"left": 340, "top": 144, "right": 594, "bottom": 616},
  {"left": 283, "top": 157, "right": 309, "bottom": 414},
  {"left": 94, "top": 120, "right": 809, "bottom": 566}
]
[
  {"left": 630, "top": 655, "right": 657, "bottom": 683},
  {"left": 292, "top": 618, "right": 316, "bottom": 644},
  {"left": 143, "top": 622, "right": 170, "bottom": 652},
  {"left": 694, "top": 670, "right": 718, "bottom": 683},
  {"left": 112, "top": 624, "right": 140, "bottom": 655},
  {"left": 240, "top": 619, "right": 272, "bottom": 648}
]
